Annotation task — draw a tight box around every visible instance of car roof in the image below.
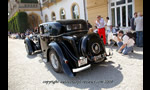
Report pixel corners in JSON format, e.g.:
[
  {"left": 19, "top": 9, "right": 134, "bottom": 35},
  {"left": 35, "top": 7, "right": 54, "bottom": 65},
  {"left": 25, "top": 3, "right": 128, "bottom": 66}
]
[
  {"left": 39, "top": 19, "right": 87, "bottom": 26},
  {"left": 39, "top": 22, "right": 58, "bottom": 26},
  {"left": 56, "top": 19, "right": 86, "bottom": 25}
]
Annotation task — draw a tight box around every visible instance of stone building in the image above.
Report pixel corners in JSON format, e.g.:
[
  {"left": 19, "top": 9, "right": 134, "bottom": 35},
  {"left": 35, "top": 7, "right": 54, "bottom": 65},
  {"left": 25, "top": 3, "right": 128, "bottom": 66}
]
[
  {"left": 87, "top": 0, "right": 143, "bottom": 30},
  {"left": 8, "top": 0, "right": 143, "bottom": 30}
]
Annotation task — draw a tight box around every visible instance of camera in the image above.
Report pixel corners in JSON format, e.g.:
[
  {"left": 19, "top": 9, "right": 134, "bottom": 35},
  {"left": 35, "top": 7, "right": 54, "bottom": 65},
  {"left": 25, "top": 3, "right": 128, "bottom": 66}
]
[{"left": 113, "top": 33, "right": 118, "bottom": 37}]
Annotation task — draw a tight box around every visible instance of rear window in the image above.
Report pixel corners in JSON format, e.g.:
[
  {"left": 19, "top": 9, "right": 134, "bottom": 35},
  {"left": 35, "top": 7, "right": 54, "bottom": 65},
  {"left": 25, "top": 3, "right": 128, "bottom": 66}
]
[{"left": 66, "top": 24, "right": 83, "bottom": 31}]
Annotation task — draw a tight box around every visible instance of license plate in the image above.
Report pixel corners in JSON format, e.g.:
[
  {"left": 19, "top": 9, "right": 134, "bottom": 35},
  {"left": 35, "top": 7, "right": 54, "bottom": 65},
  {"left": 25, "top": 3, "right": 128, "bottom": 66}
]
[
  {"left": 94, "top": 54, "right": 105, "bottom": 62},
  {"left": 78, "top": 58, "right": 87, "bottom": 67}
]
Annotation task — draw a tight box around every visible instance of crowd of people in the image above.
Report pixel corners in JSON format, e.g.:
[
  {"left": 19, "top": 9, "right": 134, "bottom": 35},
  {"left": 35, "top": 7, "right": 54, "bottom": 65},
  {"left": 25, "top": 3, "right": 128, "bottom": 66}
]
[
  {"left": 87, "top": 12, "right": 143, "bottom": 55},
  {"left": 8, "top": 32, "right": 25, "bottom": 39},
  {"left": 8, "top": 27, "right": 39, "bottom": 40}
]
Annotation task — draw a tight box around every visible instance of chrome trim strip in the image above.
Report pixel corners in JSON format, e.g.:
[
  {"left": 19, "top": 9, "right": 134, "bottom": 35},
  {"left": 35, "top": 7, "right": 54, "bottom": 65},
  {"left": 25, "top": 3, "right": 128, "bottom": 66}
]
[{"left": 72, "top": 64, "right": 91, "bottom": 73}]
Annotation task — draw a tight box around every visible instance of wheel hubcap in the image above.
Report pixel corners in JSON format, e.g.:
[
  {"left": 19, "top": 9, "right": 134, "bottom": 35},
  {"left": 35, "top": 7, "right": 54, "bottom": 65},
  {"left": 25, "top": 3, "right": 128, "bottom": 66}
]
[{"left": 50, "top": 53, "right": 59, "bottom": 70}]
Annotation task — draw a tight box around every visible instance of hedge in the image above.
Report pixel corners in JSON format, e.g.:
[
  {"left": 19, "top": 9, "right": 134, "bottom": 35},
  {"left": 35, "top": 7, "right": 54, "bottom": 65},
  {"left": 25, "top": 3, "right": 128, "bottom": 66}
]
[{"left": 8, "top": 12, "right": 28, "bottom": 33}]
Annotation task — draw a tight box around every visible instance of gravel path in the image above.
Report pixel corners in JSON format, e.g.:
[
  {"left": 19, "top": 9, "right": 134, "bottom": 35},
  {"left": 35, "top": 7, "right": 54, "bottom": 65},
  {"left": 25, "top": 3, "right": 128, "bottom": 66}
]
[{"left": 8, "top": 38, "right": 143, "bottom": 90}]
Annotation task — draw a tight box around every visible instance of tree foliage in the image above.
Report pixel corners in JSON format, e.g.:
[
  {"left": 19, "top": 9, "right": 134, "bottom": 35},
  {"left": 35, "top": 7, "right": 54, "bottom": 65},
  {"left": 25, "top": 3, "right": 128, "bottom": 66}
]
[{"left": 8, "top": 12, "right": 28, "bottom": 33}]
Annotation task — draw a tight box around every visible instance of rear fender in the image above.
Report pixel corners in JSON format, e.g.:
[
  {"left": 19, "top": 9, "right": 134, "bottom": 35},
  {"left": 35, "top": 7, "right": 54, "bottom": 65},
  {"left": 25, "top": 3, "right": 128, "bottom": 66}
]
[
  {"left": 81, "top": 35, "right": 89, "bottom": 56},
  {"left": 48, "top": 42, "right": 75, "bottom": 77}
]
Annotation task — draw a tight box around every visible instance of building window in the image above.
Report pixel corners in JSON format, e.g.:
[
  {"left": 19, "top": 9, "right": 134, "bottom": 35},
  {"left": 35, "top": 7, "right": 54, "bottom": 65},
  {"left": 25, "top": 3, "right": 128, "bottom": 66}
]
[
  {"left": 71, "top": 3, "right": 80, "bottom": 19},
  {"left": 117, "top": 7, "right": 121, "bottom": 26},
  {"left": 128, "top": 0, "right": 132, "bottom": 3},
  {"left": 51, "top": 12, "right": 56, "bottom": 21},
  {"left": 45, "top": 14, "right": 48, "bottom": 22},
  {"left": 60, "top": 8, "right": 66, "bottom": 19},
  {"left": 116, "top": 0, "right": 125, "bottom": 5},
  {"left": 110, "top": 0, "right": 134, "bottom": 27},
  {"left": 111, "top": 8, "right": 115, "bottom": 27},
  {"left": 111, "top": 3, "right": 115, "bottom": 6},
  {"left": 128, "top": 5, "right": 133, "bottom": 26}
]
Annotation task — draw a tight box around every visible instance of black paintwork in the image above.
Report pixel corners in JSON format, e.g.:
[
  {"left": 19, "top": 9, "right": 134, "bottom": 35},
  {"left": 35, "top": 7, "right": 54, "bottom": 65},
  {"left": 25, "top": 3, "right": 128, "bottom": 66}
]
[{"left": 24, "top": 19, "right": 107, "bottom": 77}]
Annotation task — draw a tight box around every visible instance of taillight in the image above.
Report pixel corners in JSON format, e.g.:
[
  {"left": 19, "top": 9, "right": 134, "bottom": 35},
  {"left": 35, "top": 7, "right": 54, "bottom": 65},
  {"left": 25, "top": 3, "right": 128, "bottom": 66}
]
[{"left": 65, "top": 60, "right": 68, "bottom": 64}]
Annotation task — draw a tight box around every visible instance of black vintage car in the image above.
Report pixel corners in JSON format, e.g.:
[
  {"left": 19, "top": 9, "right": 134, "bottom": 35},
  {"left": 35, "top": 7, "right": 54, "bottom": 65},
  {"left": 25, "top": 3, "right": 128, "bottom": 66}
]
[{"left": 24, "top": 19, "right": 112, "bottom": 77}]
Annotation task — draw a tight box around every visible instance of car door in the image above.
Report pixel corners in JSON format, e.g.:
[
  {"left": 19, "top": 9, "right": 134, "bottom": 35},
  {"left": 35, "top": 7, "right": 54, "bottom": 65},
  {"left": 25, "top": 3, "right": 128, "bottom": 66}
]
[{"left": 39, "top": 24, "right": 50, "bottom": 57}]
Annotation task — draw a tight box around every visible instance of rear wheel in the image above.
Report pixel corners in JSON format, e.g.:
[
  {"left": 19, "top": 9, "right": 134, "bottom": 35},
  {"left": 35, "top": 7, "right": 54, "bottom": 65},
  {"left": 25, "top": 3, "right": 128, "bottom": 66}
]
[
  {"left": 49, "top": 49, "right": 63, "bottom": 73},
  {"left": 25, "top": 43, "right": 32, "bottom": 55},
  {"left": 87, "top": 34, "right": 105, "bottom": 56}
]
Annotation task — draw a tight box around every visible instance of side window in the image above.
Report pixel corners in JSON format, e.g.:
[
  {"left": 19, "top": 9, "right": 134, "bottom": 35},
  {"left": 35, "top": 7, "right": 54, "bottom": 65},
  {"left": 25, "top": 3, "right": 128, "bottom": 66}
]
[{"left": 49, "top": 25, "right": 53, "bottom": 35}]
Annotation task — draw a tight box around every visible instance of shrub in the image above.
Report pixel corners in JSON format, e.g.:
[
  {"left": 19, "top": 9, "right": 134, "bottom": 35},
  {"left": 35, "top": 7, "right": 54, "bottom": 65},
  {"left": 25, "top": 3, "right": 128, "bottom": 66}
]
[{"left": 8, "top": 12, "right": 28, "bottom": 33}]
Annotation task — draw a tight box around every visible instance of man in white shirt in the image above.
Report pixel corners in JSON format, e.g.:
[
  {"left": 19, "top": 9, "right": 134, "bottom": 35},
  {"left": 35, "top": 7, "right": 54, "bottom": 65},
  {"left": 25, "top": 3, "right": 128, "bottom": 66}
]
[
  {"left": 95, "top": 15, "right": 106, "bottom": 45},
  {"left": 134, "top": 12, "right": 143, "bottom": 47},
  {"left": 117, "top": 30, "right": 135, "bottom": 55},
  {"left": 106, "top": 17, "right": 112, "bottom": 44},
  {"left": 106, "top": 17, "right": 112, "bottom": 32}
]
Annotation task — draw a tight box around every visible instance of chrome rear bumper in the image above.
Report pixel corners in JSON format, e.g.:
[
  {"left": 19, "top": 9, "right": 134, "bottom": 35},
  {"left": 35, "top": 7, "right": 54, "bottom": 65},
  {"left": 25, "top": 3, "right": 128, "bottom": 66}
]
[{"left": 72, "top": 64, "right": 91, "bottom": 73}]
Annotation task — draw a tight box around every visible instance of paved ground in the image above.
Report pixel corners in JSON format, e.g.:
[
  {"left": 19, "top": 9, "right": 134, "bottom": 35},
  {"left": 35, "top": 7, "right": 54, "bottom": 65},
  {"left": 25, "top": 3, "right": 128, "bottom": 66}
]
[{"left": 8, "top": 38, "right": 143, "bottom": 90}]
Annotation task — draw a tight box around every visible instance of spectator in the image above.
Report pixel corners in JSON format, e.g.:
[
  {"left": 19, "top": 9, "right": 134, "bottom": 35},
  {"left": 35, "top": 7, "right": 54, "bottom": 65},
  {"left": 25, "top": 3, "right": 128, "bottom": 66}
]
[
  {"left": 130, "top": 12, "right": 137, "bottom": 31},
  {"left": 18, "top": 32, "right": 21, "bottom": 39},
  {"left": 106, "top": 17, "right": 112, "bottom": 44},
  {"left": 130, "top": 12, "right": 137, "bottom": 44},
  {"left": 93, "top": 26, "right": 98, "bottom": 33},
  {"left": 95, "top": 15, "right": 106, "bottom": 45},
  {"left": 34, "top": 29, "right": 38, "bottom": 34},
  {"left": 87, "top": 20, "right": 92, "bottom": 30},
  {"left": 117, "top": 30, "right": 135, "bottom": 55},
  {"left": 29, "top": 31, "right": 33, "bottom": 40},
  {"left": 106, "top": 17, "right": 112, "bottom": 33},
  {"left": 25, "top": 29, "right": 30, "bottom": 36},
  {"left": 87, "top": 28, "right": 94, "bottom": 34},
  {"left": 8, "top": 31, "right": 11, "bottom": 38},
  {"left": 21, "top": 33, "right": 25, "bottom": 39},
  {"left": 15, "top": 33, "right": 18, "bottom": 39},
  {"left": 134, "top": 12, "right": 143, "bottom": 47}
]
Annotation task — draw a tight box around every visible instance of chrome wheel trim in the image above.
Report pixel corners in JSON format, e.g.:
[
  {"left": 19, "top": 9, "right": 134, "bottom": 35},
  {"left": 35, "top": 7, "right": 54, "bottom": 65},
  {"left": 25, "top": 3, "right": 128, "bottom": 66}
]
[
  {"left": 91, "top": 43, "right": 100, "bottom": 54},
  {"left": 50, "top": 53, "right": 59, "bottom": 70}
]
